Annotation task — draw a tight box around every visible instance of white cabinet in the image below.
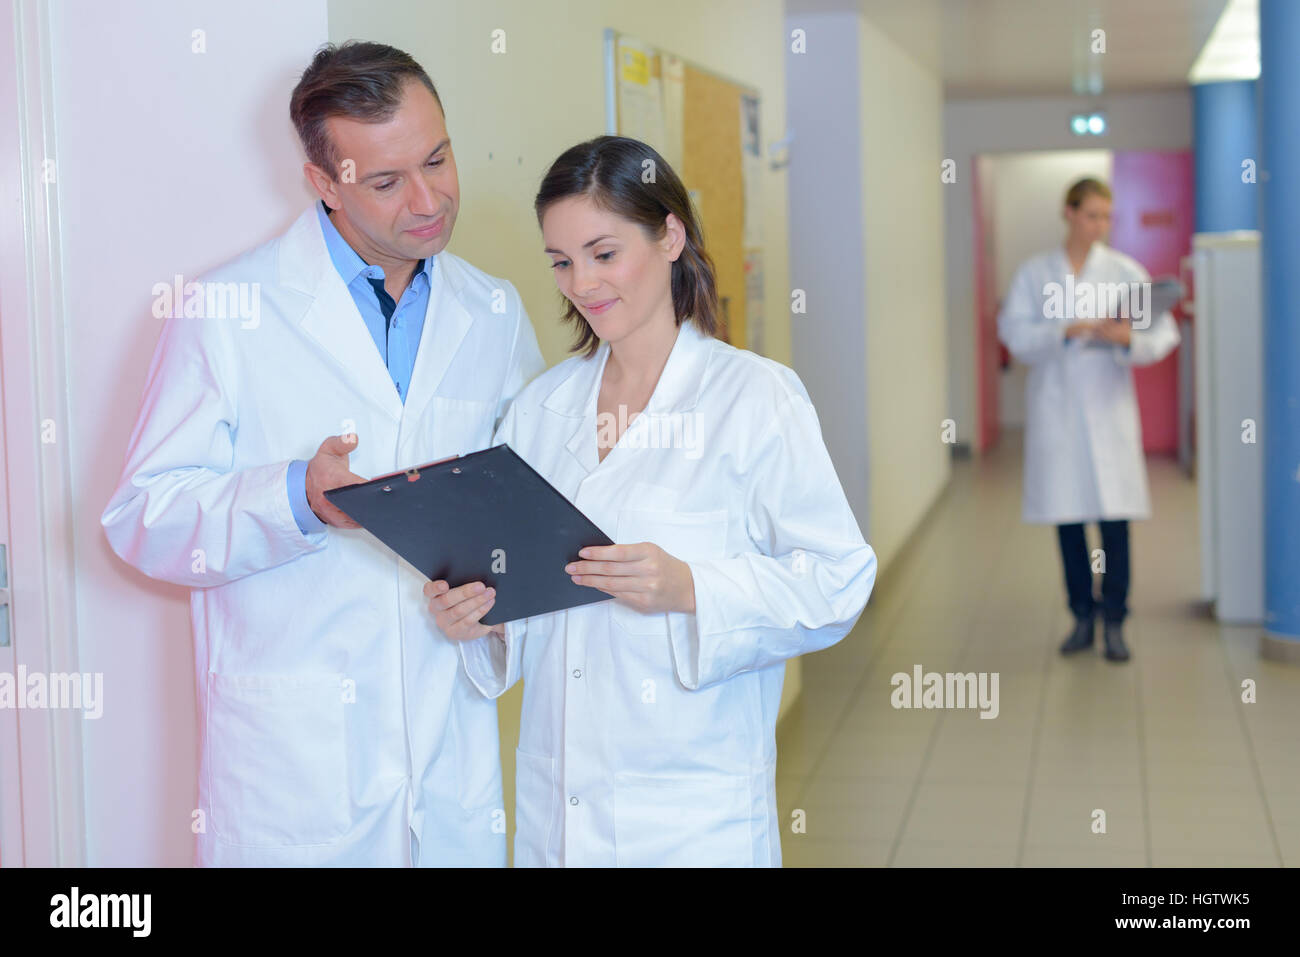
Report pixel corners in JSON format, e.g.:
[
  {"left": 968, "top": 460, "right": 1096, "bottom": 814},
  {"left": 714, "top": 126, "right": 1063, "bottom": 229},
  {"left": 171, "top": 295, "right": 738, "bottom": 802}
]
[{"left": 1193, "top": 232, "right": 1263, "bottom": 623}]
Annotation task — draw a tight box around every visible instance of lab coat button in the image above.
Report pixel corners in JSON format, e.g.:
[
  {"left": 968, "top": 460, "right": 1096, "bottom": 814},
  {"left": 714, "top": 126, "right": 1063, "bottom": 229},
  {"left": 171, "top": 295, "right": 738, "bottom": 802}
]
[
  {"left": 569, "top": 796, "right": 579, "bottom": 806},
  {"left": 572, "top": 669, "right": 582, "bottom": 678}
]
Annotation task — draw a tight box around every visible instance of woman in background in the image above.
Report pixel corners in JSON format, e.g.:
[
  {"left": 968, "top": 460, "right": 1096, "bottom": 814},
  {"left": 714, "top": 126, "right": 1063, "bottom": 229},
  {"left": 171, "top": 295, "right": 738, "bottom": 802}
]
[
  {"left": 425, "top": 136, "right": 875, "bottom": 867},
  {"left": 998, "top": 177, "right": 1180, "bottom": 663}
]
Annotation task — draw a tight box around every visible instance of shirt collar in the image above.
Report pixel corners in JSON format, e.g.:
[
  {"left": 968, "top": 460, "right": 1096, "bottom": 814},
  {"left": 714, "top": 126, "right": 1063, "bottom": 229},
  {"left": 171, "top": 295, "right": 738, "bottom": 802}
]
[{"left": 316, "top": 199, "right": 434, "bottom": 289}]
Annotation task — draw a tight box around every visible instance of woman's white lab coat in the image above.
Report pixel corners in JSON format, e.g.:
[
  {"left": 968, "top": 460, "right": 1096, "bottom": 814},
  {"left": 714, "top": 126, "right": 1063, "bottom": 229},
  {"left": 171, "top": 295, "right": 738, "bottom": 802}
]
[
  {"left": 997, "top": 242, "right": 1181, "bottom": 524},
  {"left": 458, "top": 319, "right": 876, "bottom": 867},
  {"left": 100, "top": 205, "right": 544, "bottom": 866}
]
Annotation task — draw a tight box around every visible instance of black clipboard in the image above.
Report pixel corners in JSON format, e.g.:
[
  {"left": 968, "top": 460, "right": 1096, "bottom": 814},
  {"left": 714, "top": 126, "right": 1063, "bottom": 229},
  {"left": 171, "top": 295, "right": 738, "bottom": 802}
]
[{"left": 323, "top": 444, "right": 613, "bottom": 625}]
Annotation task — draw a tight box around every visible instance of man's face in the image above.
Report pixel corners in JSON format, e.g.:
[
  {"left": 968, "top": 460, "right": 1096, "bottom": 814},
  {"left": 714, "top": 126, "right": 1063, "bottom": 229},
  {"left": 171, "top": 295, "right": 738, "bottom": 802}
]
[{"left": 312, "top": 79, "right": 459, "bottom": 263}]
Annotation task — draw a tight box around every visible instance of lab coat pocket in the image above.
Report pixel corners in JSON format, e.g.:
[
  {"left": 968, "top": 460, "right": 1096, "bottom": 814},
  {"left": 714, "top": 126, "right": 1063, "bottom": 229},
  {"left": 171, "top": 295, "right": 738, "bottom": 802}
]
[
  {"left": 207, "top": 672, "right": 349, "bottom": 848},
  {"left": 512, "top": 748, "right": 557, "bottom": 867},
  {"left": 611, "top": 508, "right": 728, "bottom": 636},
  {"left": 613, "top": 770, "right": 755, "bottom": 867},
  {"left": 426, "top": 395, "right": 495, "bottom": 459}
]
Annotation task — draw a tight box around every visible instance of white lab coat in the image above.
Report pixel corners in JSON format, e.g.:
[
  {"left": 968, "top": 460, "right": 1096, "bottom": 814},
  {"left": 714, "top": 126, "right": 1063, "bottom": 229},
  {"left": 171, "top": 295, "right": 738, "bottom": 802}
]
[
  {"left": 101, "top": 205, "right": 544, "bottom": 866},
  {"left": 997, "top": 243, "right": 1181, "bottom": 524},
  {"left": 458, "top": 319, "right": 876, "bottom": 867}
]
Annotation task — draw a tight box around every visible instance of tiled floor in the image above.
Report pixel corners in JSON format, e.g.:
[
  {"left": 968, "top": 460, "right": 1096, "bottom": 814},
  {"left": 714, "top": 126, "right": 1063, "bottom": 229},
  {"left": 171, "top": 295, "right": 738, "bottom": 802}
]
[{"left": 776, "top": 432, "right": 1298, "bottom": 867}]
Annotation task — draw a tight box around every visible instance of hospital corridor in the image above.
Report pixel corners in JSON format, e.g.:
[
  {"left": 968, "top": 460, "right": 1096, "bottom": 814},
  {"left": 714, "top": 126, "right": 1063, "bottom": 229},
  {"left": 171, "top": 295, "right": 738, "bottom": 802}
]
[
  {"left": 0, "top": 0, "right": 1297, "bottom": 931},
  {"left": 776, "top": 434, "right": 1298, "bottom": 867}
]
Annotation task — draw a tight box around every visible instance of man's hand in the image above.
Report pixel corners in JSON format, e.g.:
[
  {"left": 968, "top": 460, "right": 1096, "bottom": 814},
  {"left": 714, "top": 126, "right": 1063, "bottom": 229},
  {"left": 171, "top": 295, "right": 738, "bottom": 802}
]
[
  {"left": 1064, "top": 320, "right": 1101, "bottom": 340},
  {"left": 566, "top": 543, "right": 697, "bottom": 615},
  {"left": 424, "top": 580, "right": 504, "bottom": 641},
  {"left": 306, "top": 433, "right": 367, "bottom": 528}
]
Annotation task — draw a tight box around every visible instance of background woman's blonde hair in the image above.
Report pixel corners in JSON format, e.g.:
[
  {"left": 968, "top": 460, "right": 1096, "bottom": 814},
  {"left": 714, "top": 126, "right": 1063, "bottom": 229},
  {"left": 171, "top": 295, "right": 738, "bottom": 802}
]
[{"left": 1064, "top": 177, "right": 1113, "bottom": 208}]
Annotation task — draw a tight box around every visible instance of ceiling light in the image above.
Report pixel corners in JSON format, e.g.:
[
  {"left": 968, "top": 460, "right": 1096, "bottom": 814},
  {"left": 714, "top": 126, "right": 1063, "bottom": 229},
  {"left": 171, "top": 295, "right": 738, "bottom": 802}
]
[
  {"left": 1189, "top": 0, "right": 1260, "bottom": 84},
  {"left": 1070, "top": 112, "right": 1106, "bottom": 136}
]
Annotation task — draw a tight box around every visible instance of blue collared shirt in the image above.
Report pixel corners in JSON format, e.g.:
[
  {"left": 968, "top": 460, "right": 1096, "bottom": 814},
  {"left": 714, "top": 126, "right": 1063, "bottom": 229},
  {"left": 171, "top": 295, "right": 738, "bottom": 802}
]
[{"left": 287, "top": 202, "right": 435, "bottom": 534}]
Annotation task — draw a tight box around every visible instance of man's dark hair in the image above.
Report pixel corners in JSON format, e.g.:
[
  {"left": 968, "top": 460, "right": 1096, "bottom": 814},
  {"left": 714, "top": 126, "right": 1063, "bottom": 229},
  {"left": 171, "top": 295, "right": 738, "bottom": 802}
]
[{"left": 290, "top": 41, "right": 443, "bottom": 179}]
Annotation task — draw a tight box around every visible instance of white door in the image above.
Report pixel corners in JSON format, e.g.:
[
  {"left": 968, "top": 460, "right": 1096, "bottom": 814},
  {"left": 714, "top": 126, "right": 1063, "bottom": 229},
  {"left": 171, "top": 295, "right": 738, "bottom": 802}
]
[
  {"left": 0, "top": 337, "right": 21, "bottom": 866},
  {"left": 0, "top": 0, "right": 86, "bottom": 866},
  {"left": 0, "top": 0, "right": 26, "bottom": 869}
]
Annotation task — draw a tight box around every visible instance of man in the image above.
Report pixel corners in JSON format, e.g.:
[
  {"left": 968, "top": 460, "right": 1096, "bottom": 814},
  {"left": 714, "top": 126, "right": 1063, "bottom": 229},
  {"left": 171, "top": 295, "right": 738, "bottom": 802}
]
[
  {"left": 101, "top": 41, "right": 544, "bottom": 865},
  {"left": 998, "top": 177, "right": 1180, "bottom": 663}
]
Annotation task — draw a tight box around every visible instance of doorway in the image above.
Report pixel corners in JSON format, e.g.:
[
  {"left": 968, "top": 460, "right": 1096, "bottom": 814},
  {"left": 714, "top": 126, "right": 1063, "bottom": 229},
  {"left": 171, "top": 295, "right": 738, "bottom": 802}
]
[{"left": 971, "top": 148, "right": 1191, "bottom": 454}]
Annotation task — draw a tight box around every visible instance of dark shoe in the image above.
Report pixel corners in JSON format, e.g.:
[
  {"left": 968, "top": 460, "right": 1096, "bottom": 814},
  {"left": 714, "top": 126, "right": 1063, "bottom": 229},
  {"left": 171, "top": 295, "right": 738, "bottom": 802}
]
[
  {"left": 1103, "top": 621, "right": 1130, "bottom": 662},
  {"left": 1059, "top": 615, "right": 1095, "bottom": 655}
]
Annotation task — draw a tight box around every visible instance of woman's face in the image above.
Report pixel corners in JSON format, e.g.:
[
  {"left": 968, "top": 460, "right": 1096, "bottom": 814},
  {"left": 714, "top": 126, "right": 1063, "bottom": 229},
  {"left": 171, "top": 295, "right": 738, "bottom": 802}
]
[
  {"left": 1064, "top": 193, "right": 1112, "bottom": 247},
  {"left": 541, "top": 194, "right": 684, "bottom": 348}
]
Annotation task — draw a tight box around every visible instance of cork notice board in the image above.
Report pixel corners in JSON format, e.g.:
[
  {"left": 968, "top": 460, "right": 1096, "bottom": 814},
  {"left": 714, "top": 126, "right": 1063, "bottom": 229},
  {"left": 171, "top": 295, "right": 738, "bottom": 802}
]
[{"left": 606, "top": 31, "right": 762, "bottom": 350}]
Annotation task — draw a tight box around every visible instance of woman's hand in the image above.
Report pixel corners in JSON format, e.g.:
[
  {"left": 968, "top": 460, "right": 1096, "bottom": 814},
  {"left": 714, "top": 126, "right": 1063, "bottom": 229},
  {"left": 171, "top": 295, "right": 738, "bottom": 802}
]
[
  {"left": 1092, "top": 318, "right": 1132, "bottom": 347},
  {"left": 423, "top": 579, "right": 506, "bottom": 641},
  {"left": 1064, "top": 320, "right": 1100, "bottom": 340},
  {"left": 566, "top": 543, "right": 696, "bottom": 615}
]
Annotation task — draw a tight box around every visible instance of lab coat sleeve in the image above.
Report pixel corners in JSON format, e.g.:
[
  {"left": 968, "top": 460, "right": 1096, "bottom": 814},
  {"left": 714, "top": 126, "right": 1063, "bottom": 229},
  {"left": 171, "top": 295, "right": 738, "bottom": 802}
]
[
  {"left": 997, "top": 263, "right": 1066, "bottom": 364},
  {"left": 101, "top": 308, "right": 327, "bottom": 588},
  {"left": 457, "top": 397, "right": 534, "bottom": 696},
  {"left": 1115, "top": 309, "right": 1181, "bottom": 367},
  {"left": 1099, "top": 258, "right": 1180, "bottom": 366},
  {"left": 1107, "top": 257, "right": 1181, "bottom": 366},
  {"left": 457, "top": 619, "right": 526, "bottom": 699},
  {"left": 668, "top": 391, "right": 877, "bottom": 691},
  {"left": 494, "top": 281, "right": 546, "bottom": 430}
]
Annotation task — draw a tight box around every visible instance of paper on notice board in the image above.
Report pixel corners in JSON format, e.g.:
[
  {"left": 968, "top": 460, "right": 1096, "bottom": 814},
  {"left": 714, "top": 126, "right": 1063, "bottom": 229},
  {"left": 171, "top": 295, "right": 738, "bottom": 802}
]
[
  {"left": 660, "top": 54, "right": 685, "bottom": 172},
  {"left": 745, "top": 248, "right": 765, "bottom": 356},
  {"left": 741, "top": 93, "right": 763, "bottom": 250},
  {"left": 616, "top": 36, "right": 666, "bottom": 150}
]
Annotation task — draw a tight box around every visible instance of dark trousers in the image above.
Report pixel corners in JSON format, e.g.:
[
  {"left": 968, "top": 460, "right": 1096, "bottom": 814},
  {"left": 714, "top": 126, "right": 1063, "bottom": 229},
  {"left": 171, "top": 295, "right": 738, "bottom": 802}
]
[{"left": 1056, "top": 521, "right": 1130, "bottom": 624}]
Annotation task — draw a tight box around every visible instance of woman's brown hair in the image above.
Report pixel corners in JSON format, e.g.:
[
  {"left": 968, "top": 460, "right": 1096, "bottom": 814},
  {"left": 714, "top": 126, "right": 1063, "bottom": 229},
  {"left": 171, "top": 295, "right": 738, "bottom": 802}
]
[{"left": 534, "top": 136, "right": 719, "bottom": 357}]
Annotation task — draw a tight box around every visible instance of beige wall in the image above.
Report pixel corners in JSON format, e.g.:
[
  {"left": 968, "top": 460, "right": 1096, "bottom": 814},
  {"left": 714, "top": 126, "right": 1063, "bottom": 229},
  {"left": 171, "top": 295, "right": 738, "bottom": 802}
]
[
  {"left": 327, "top": 0, "right": 794, "bottom": 860},
  {"left": 859, "top": 15, "right": 951, "bottom": 569},
  {"left": 329, "top": 0, "right": 791, "bottom": 368}
]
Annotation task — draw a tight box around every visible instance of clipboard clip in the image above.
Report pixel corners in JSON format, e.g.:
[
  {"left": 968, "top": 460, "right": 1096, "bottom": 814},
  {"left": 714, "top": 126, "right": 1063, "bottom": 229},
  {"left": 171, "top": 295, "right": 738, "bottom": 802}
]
[{"left": 378, "top": 456, "right": 461, "bottom": 489}]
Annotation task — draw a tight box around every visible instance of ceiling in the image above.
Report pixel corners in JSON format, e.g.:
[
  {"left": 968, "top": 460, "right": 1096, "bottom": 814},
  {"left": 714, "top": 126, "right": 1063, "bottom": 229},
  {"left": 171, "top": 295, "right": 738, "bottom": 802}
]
[{"left": 826, "top": 0, "right": 1233, "bottom": 97}]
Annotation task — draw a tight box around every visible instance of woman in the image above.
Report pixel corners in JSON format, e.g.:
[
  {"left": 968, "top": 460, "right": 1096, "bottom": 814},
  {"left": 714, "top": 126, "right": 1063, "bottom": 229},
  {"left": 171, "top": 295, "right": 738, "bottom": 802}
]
[
  {"left": 997, "top": 177, "right": 1180, "bottom": 663},
  {"left": 424, "top": 136, "right": 875, "bottom": 867}
]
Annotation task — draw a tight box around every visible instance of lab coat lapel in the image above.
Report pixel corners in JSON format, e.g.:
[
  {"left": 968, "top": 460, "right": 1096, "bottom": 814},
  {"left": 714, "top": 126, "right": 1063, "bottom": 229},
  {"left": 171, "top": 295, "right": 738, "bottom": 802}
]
[
  {"left": 401, "top": 255, "right": 473, "bottom": 426},
  {"left": 603, "top": 321, "right": 710, "bottom": 477},
  {"left": 541, "top": 342, "right": 609, "bottom": 476},
  {"left": 281, "top": 206, "right": 403, "bottom": 421},
  {"left": 642, "top": 320, "right": 710, "bottom": 416},
  {"left": 555, "top": 320, "right": 712, "bottom": 477},
  {"left": 1079, "top": 241, "right": 1106, "bottom": 281}
]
